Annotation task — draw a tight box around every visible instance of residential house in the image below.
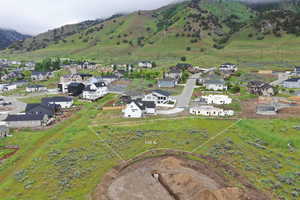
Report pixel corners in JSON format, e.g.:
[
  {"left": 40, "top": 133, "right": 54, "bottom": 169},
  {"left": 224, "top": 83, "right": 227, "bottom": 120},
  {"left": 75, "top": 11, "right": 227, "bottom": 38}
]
[
  {"left": 143, "top": 90, "right": 176, "bottom": 107},
  {"left": 158, "top": 78, "right": 176, "bottom": 88},
  {"left": 67, "top": 82, "right": 85, "bottom": 96},
  {"left": 59, "top": 74, "right": 84, "bottom": 93},
  {"left": 42, "top": 96, "right": 73, "bottom": 109},
  {"left": 256, "top": 105, "right": 277, "bottom": 115},
  {"left": 31, "top": 72, "right": 52, "bottom": 81},
  {"left": 294, "top": 67, "right": 300, "bottom": 75},
  {"left": 25, "top": 103, "right": 59, "bottom": 117},
  {"left": 283, "top": 78, "right": 300, "bottom": 88},
  {"left": 189, "top": 106, "right": 234, "bottom": 117},
  {"left": 2, "top": 83, "right": 17, "bottom": 92},
  {"left": 219, "top": 63, "right": 237, "bottom": 72},
  {"left": 1, "top": 71, "right": 24, "bottom": 81},
  {"left": 176, "top": 63, "right": 192, "bottom": 70},
  {"left": 82, "top": 82, "right": 108, "bottom": 101},
  {"left": 25, "top": 61, "right": 36, "bottom": 68},
  {"left": 165, "top": 67, "right": 182, "bottom": 81},
  {"left": 122, "top": 100, "right": 156, "bottom": 118},
  {"left": 0, "top": 126, "right": 10, "bottom": 138},
  {"left": 203, "top": 79, "right": 227, "bottom": 91},
  {"left": 247, "top": 81, "right": 275, "bottom": 96},
  {"left": 138, "top": 61, "right": 153, "bottom": 68},
  {"left": 201, "top": 95, "right": 232, "bottom": 105},
  {"left": 4, "top": 114, "right": 49, "bottom": 128},
  {"left": 26, "top": 85, "right": 47, "bottom": 93}
]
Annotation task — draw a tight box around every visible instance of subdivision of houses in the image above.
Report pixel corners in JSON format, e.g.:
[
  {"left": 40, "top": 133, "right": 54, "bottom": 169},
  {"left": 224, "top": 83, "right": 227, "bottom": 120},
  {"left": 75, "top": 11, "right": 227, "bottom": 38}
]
[
  {"left": 247, "top": 81, "right": 275, "bottom": 96},
  {"left": 203, "top": 79, "right": 227, "bottom": 91},
  {"left": 189, "top": 106, "right": 234, "bottom": 117},
  {"left": 82, "top": 82, "right": 108, "bottom": 101},
  {"left": 142, "top": 90, "right": 176, "bottom": 108},
  {"left": 122, "top": 100, "right": 156, "bottom": 118}
]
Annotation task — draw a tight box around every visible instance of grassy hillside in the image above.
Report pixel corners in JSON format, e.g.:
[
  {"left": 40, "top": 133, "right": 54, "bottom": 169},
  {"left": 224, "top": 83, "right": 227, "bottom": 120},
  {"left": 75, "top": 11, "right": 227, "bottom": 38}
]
[{"left": 1, "top": 0, "right": 300, "bottom": 68}]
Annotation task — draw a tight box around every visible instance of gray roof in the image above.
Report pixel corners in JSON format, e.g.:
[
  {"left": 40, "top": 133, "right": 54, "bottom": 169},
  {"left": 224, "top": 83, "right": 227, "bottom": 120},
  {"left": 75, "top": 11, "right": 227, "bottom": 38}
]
[
  {"left": 285, "top": 78, "right": 300, "bottom": 82},
  {"left": 204, "top": 79, "right": 225, "bottom": 85},
  {"left": 42, "top": 96, "right": 73, "bottom": 103},
  {"left": 152, "top": 90, "right": 170, "bottom": 97},
  {"left": 257, "top": 105, "right": 276, "bottom": 112},
  {"left": 4, "top": 114, "right": 46, "bottom": 122}
]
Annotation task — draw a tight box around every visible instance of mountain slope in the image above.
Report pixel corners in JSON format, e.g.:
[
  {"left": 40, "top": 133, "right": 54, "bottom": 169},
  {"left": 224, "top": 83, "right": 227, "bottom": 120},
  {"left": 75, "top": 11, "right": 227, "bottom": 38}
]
[
  {"left": 0, "top": 29, "right": 30, "bottom": 49},
  {"left": 2, "top": 0, "right": 300, "bottom": 66}
]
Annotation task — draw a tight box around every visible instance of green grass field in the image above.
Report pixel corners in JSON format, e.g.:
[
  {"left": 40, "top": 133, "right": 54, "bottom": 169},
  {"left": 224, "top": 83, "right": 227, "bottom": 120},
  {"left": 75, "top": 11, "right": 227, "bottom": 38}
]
[{"left": 0, "top": 95, "right": 299, "bottom": 200}]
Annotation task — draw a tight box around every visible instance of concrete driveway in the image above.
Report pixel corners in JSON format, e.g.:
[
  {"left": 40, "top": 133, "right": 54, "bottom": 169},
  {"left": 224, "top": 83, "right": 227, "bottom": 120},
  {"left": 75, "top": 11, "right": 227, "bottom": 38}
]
[{"left": 0, "top": 96, "right": 27, "bottom": 121}]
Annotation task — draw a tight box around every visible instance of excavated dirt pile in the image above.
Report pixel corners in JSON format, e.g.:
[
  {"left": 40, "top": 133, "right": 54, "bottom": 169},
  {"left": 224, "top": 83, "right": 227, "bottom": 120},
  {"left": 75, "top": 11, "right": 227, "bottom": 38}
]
[{"left": 93, "top": 156, "right": 270, "bottom": 200}]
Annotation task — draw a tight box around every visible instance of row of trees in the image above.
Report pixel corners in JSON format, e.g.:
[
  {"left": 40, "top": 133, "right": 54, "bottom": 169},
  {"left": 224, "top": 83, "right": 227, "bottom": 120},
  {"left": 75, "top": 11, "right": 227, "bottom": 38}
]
[{"left": 35, "top": 58, "right": 61, "bottom": 72}]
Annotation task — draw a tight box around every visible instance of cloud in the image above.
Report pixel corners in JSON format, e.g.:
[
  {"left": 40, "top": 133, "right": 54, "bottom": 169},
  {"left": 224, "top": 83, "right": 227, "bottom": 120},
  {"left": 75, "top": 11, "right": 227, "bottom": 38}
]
[{"left": 0, "top": 0, "right": 177, "bottom": 35}]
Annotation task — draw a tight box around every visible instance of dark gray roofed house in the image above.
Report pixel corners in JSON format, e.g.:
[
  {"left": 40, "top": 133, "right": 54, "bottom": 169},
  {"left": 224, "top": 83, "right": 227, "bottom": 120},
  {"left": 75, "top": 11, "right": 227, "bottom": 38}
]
[
  {"left": 25, "top": 103, "right": 58, "bottom": 117},
  {"left": 4, "top": 114, "right": 49, "bottom": 128},
  {"left": 152, "top": 89, "right": 171, "bottom": 97},
  {"left": 67, "top": 82, "right": 85, "bottom": 96}
]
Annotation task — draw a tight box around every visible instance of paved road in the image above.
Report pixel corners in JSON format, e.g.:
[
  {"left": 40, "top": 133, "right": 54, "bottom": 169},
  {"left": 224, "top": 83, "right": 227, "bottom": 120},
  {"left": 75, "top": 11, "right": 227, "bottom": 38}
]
[
  {"left": 270, "top": 73, "right": 290, "bottom": 86},
  {"left": 176, "top": 73, "right": 201, "bottom": 108},
  {"left": 158, "top": 73, "right": 201, "bottom": 115}
]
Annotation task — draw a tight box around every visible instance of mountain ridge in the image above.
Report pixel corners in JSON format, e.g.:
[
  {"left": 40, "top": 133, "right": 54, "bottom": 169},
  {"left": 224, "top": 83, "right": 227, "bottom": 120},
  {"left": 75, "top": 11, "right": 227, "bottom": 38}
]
[{"left": 0, "top": 28, "right": 30, "bottom": 50}]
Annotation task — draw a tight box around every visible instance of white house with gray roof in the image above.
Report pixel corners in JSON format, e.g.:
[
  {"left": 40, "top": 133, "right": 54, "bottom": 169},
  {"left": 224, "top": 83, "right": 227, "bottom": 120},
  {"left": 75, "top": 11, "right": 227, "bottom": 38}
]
[
  {"left": 143, "top": 90, "right": 176, "bottom": 108},
  {"left": 122, "top": 100, "right": 156, "bottom": 118},
  {"left": 283, "top": 78, "right": 300, "bottom": 88},
  {"left": 203, "top": 79, "right": 227, "bottom": 91}
]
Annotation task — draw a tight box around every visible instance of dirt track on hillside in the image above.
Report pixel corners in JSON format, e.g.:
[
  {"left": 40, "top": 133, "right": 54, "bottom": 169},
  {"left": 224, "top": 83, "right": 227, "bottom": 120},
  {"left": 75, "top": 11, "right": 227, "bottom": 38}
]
[{"left": 92, "top": 153, "right": 270, "bottom": 200}]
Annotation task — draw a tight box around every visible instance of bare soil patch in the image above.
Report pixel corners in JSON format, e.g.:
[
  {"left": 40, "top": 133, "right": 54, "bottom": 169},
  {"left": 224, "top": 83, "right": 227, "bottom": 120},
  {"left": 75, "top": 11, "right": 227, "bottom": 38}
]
[
  {"left": 240, "top": 98, "right": 300, "bottom": 119},
  {"left": 92, "top": 154, "right": 270, "bottom": 200}
]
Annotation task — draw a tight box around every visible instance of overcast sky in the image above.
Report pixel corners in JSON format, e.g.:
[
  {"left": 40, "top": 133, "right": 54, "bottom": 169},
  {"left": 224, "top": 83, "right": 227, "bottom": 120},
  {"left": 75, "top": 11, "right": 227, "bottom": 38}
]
[
  {"left": 0, "top": 0, "right": 282, "bottom": 35},
  {"left": 0, "top": 0, "right": 178, "bottom": 35}
]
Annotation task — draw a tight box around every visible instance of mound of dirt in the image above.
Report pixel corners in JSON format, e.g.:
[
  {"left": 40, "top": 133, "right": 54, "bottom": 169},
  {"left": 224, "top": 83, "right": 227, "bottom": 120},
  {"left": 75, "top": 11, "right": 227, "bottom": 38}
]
[{"left": 93, "top": 155, "right": 270, "bottom": 200}]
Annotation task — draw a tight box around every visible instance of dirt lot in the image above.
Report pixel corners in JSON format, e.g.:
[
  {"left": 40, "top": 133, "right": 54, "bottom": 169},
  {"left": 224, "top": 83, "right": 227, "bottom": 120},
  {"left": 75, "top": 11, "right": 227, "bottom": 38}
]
[
  {"left": 93, "top": 155, "right": 269, "bottom": 200},
  {"left": 240, "top": 98, "right": 300, "bottom": 119}
]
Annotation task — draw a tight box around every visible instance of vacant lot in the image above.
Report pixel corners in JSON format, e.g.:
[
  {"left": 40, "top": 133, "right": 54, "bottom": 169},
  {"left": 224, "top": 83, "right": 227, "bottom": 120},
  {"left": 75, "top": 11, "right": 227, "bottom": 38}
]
[{"left": 0, "top": 95, "right": 299, "bottom": 199}]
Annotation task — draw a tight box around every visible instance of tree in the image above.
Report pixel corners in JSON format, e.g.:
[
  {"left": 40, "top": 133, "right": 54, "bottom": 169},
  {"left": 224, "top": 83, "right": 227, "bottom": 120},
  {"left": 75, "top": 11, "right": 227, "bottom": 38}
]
[
  {"left": 186, "top": 47, "right": 191, "bottom": 51},
  {"left": 181, "top": 56, "right": 187, "bottom": 61}
]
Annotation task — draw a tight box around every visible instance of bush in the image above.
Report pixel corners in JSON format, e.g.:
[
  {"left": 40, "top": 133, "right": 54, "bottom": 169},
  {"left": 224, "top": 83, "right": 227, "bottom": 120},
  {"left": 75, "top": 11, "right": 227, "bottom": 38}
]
[
  {"left": 186, "top": 47, "right": 191, "bottom": 51},
  {"left": 181, "top": 56, "right": 187, "bottom": 61}
]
